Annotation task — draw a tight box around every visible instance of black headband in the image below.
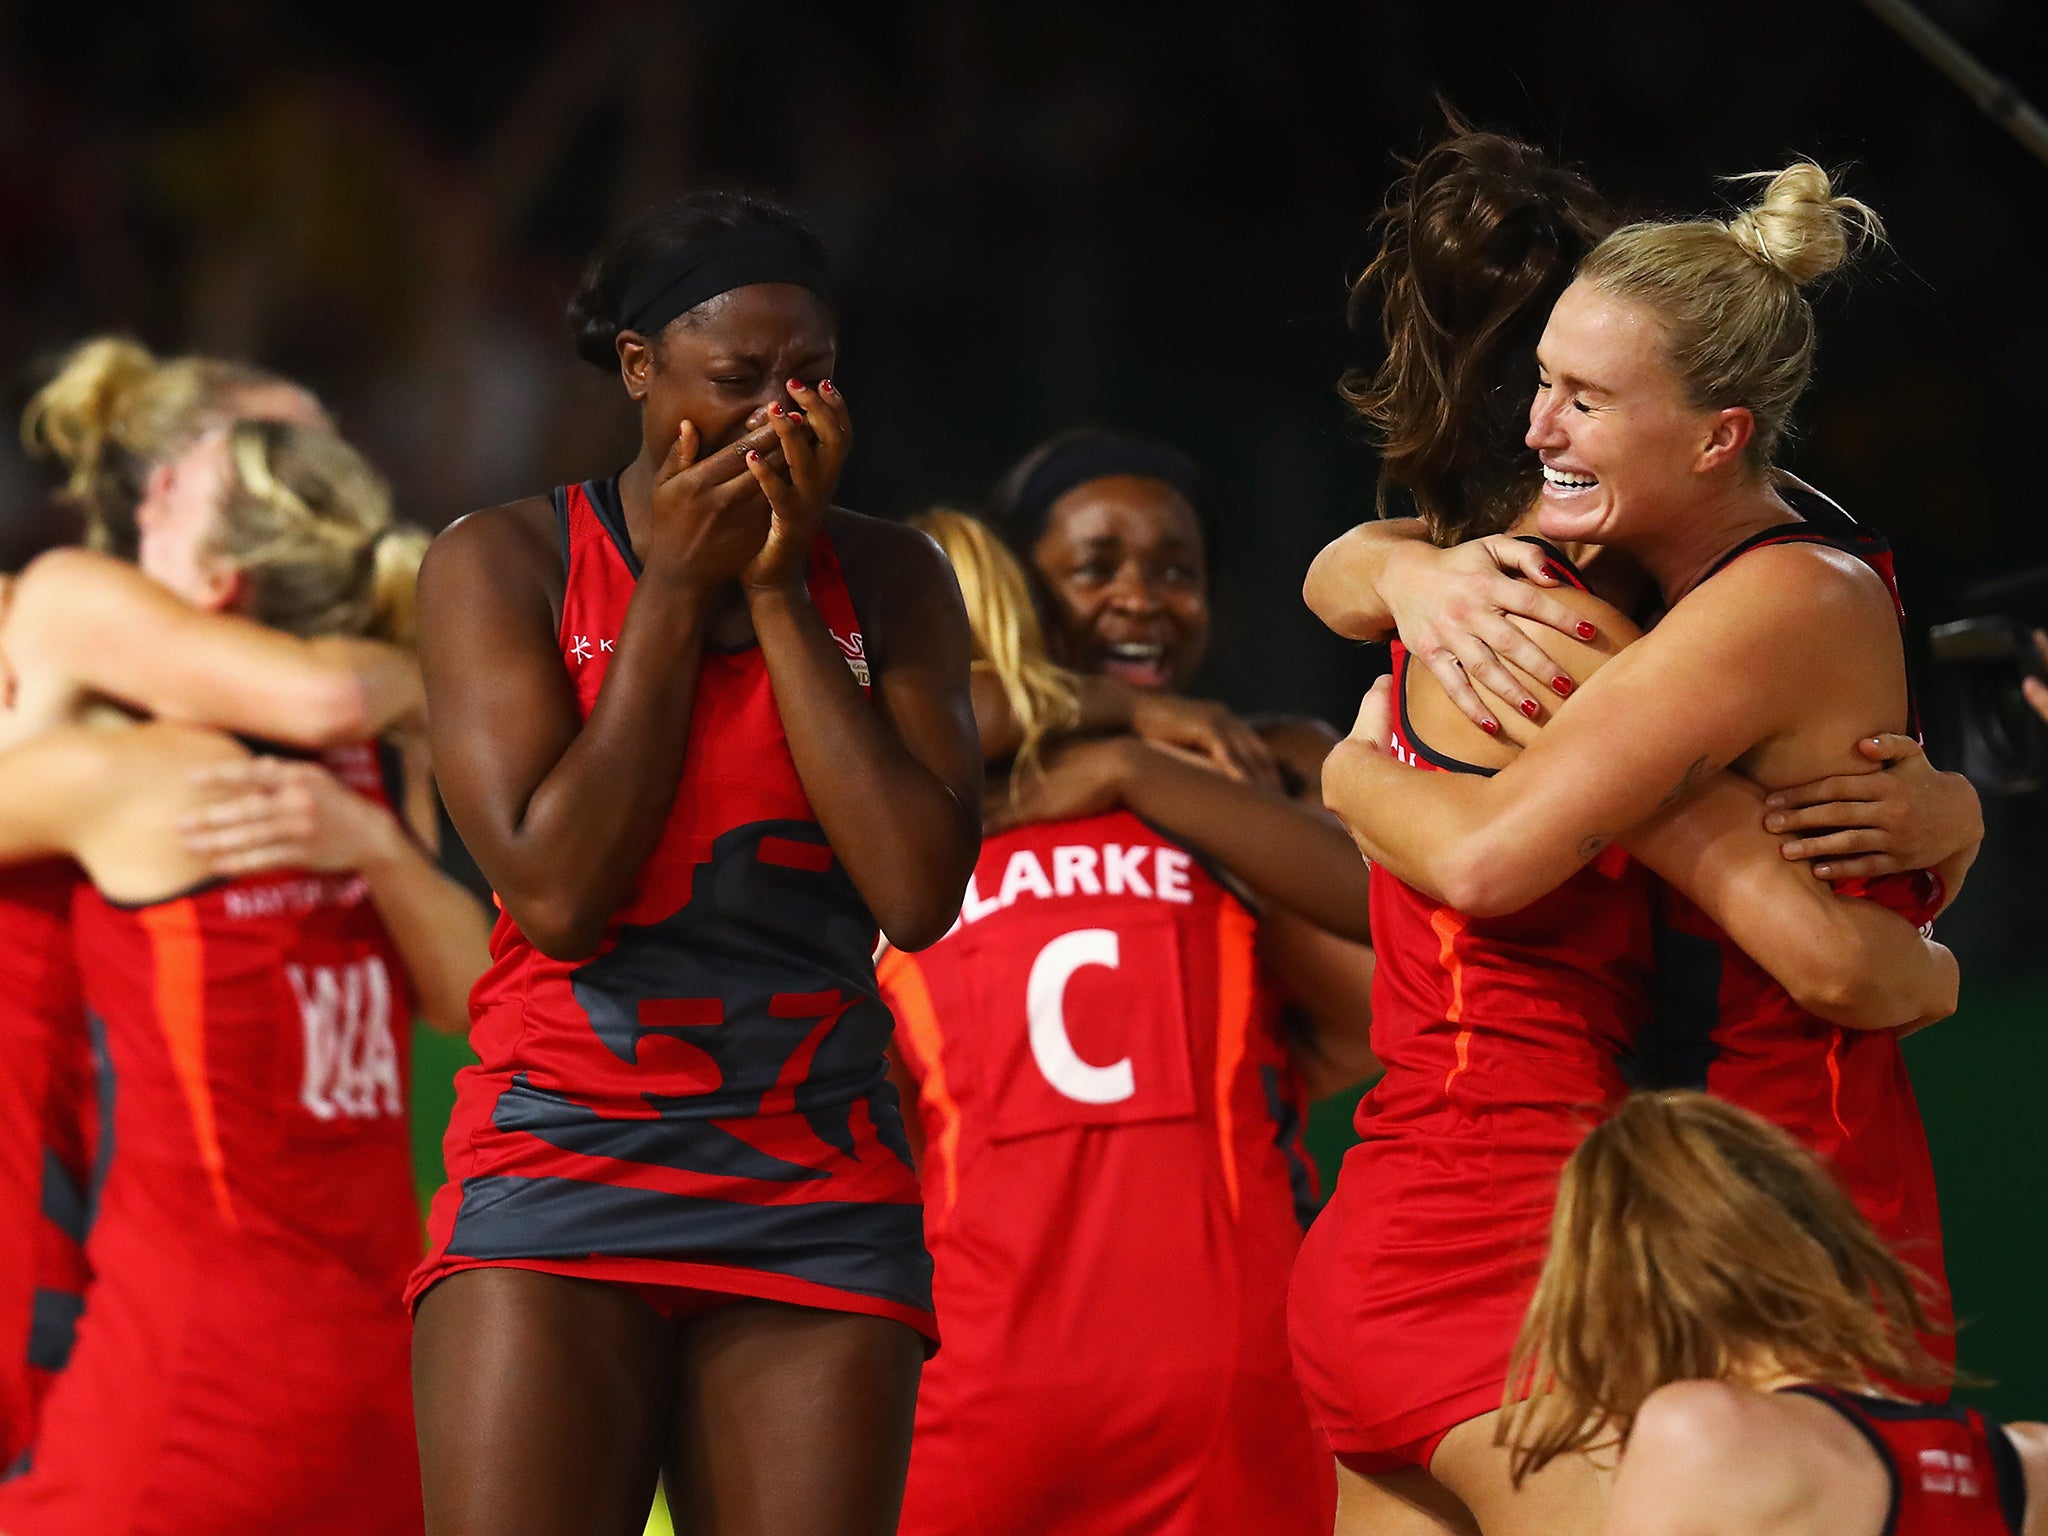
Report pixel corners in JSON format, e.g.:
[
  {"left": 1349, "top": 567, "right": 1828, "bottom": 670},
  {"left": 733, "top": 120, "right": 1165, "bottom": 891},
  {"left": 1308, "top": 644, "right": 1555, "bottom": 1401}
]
[
  {"left": 1008, "top": 436, "right": 1205, "bottom": 539},
  {"left": 618, "top": 223, "right": 833, "bottom": 336}
]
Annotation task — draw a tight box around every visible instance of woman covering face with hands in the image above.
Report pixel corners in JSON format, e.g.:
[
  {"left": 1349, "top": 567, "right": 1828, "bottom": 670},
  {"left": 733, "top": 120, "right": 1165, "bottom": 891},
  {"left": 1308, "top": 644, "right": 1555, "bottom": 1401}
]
[{"left": 409, "top": 191, "right": 981, "bottom": 1536}]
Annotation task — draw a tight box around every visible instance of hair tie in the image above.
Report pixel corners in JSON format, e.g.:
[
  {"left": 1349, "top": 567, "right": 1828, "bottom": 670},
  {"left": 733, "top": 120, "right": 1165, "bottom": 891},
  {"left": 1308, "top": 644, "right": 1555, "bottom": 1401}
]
[{"left": 1006, "top": 436, "right": 1205, "bottom": 540}]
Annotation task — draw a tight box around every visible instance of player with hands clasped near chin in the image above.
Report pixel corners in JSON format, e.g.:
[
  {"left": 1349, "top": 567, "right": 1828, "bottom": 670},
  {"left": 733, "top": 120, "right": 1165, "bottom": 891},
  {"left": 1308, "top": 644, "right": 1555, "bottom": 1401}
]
[{"left": 408, "top": 191, "right": 981, "bottom": 1536}]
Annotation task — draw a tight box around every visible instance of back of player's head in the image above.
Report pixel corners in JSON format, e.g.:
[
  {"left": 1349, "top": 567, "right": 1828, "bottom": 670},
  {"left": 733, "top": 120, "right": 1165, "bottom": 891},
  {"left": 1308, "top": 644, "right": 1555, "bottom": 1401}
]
[
  {"left": 1578, "top": 162, "right": 1882, "bottom": 471},
  {"left": 1344, "top": 116, "right": 1615, "bottom": 546},
  {"left": 909, "top": 506, "right": 1079, "bottom": 779},
  {"left": 566, "top": 190, "right": 831, "bottom": 370},
  {"left": 1502, "top": 1091, "right": 1948, "bottom": 1482},
  {"left": 216, "top": 420, "right": 425, "bottom": 647},
  {"left": 22, "top": 335, "right": 323, "bottom": 560}
]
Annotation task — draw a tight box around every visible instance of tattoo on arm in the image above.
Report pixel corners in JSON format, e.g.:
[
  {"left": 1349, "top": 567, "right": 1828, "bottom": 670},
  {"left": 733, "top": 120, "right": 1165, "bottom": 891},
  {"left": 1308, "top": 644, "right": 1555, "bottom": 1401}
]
[{"left": 1655, "top": 755, "right": 1715, "bottom": 814}]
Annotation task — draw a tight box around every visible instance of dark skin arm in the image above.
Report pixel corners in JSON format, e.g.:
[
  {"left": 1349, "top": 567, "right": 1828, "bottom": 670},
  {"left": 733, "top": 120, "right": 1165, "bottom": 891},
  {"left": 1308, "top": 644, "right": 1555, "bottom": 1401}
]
[
  {"left": 418, "top": 417, "right": 785, "bottom": 960},
  {"left": 740, "top": 380, "right": 981, "bottom": 951}
]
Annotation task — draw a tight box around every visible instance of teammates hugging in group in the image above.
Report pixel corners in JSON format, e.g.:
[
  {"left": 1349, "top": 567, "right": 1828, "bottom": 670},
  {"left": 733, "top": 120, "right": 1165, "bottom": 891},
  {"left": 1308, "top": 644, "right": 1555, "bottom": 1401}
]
[{"left": 0, "top": 120, "right": 2044, "bottom": 1536}]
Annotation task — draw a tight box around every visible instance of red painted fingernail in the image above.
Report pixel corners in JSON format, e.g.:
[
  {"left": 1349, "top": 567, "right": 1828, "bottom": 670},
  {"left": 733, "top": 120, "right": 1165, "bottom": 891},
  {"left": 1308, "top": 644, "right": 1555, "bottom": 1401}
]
[
  {"left": 746, "top": 449, "right": 762, "bottom": 462},
  {"left": 1480, "top": 718, "right": 1500, "bottom": 735},
  {"left": 1551, "top": 675, "right": 1573, "bottom": 697},
  {"left": 1519, "top": 699, "right": 1540, "bottom": 719},
  {"left": 770, "top": 402, "right": 786, "bottom": 416},
  {"left": 788, "top": 377, "right": 807, "bottom": 392},
  {"left": 1575, "top": 621, "right": 1597, "bottom": 641},
  {"left": 819, "top": 379, "right": 835, "bottom": 394},
  {"left": 1543, "top": 563, "right": 1564, "bottom": 582}
]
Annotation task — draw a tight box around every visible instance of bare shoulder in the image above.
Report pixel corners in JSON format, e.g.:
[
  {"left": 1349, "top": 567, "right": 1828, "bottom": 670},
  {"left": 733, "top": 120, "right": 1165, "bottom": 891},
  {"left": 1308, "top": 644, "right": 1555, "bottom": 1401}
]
[
  {"left": 823, "top": 509, "right": 965, "bottom": 656},
  {"left": 5, "top": 546, "right": 149, "bottom": 632},
  {"left": 1668, "top": 541, "right": 1895, "bottom": 647},
  {"left": 825, "top": 507, "right": 952, "bottom": 592},
  {"left": 1610, "top": 1383, "right": 1884, "bottom": 1536},
  {"left": 420, "top": 496, "right": 561, "bottom": 612},
  {"left": 1998, "top": 1420, "right": 2048, "bottom": 1536}
]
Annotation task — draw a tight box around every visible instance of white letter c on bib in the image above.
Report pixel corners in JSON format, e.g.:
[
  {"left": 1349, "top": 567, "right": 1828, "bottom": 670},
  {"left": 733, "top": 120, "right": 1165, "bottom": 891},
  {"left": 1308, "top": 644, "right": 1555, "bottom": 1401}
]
[{"left": 1026, "top": 928, "right": 1135, "bottom": 1104}]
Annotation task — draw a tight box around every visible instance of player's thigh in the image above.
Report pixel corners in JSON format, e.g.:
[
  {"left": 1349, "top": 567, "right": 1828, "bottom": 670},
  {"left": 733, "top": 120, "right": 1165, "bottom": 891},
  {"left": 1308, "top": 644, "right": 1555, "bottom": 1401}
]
[
  {"left": 665, "top": 1300, "right": 923, "bottom": 1536},
  {"left": 1429, "top": 1408, "right": 1611, "bottom": 1536},
  {"left": 413, "top": 1268, "right": 674, "bottom": 1536},
  {"left": 1336, "top": 1458, "right": 1481, "bottom": 1536}
]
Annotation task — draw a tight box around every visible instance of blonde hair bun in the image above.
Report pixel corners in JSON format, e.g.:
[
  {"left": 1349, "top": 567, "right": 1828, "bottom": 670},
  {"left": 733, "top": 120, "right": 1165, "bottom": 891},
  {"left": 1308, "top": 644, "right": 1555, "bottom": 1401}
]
[
  {"left": 1724, "top": 161, "right": 1883, "bottom": 287},
  {"left": 20, "top": 336, "right": 160, "bottom": 492}
]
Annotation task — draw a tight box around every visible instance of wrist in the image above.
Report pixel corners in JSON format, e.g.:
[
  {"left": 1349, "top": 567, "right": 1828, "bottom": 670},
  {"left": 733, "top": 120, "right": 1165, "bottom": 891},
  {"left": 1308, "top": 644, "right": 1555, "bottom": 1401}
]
[
  {"left": 742, "top": 573, "right": 811, "bottom": 609},
  {"left": 350, "top": 804, "right": 415, "bottom": 881}
]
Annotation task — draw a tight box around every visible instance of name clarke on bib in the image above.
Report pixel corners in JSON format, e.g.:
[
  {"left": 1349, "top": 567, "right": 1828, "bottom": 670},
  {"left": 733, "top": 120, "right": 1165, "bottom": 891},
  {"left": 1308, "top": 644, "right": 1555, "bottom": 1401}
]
[{"left": 944, "top": 839, "right": 1196, "bottom": 938}]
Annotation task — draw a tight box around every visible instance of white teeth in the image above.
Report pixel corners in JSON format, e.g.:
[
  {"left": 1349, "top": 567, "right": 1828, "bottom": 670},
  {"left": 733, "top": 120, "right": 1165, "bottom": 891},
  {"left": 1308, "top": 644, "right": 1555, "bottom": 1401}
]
[
  {"left": 1107, "top": 643, "right": 1164, "bottom": 658},
  {"left": 1543, "top": 465, "right": 1597, "bottom": 489}
]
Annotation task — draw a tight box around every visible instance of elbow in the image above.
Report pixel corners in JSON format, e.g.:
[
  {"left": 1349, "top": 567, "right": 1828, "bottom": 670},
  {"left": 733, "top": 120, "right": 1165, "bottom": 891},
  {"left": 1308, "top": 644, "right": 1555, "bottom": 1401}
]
[
  {"left": 1435, "top": 835, "right": 1535, "bottom": 919},
  {"left": 875, "top": 895, "right": 961, "bottom": 954},
  {"left": 503, "top": 892, "right": 606, "bottom": 963},
  {"left": 294, "top": 674, "right": 374, "bottom": 747}
]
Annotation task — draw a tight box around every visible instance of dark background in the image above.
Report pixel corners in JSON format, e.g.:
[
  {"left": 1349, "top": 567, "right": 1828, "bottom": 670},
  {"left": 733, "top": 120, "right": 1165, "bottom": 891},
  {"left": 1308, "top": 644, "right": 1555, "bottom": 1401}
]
[{"left": 5, "top": 0, "right": 2045, "bottom": 1411}]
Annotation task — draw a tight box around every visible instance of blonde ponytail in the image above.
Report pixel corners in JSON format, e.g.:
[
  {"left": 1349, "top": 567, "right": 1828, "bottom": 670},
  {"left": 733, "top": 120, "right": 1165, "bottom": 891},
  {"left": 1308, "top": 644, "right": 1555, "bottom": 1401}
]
[
  {"left": 909, "top": 508, "right": 1080, "bottom": 776},
  {"left": 19, "top": 334, "right": 320, "bottom": 557},
  {"left": 1578, "top": 161, "right": 1886, "bottom": 469},
  {"left": 214, "top": 421, "right": 422, "bottom": 647}
]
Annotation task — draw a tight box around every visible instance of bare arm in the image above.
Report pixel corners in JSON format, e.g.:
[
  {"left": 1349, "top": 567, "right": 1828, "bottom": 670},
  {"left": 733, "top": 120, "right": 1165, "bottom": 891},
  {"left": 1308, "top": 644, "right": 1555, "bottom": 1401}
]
[
  {"left": 3, "top": 547, "right": 420, "bottom": 746},
  {"left": 994, "top": 736, "right": 1375, "bottom": 943},
  {"left": 749, "top": 517, "right": 981, "bottom": 952},
  {"left": 1256, "top": 908, "right": 1379, "bottom": 1098},
  {"left": 422, "top": 420, "right": 785, "bottom": 960},
  {"left": 1324, "top": 547, "right": 1903, "bottom": 917}
]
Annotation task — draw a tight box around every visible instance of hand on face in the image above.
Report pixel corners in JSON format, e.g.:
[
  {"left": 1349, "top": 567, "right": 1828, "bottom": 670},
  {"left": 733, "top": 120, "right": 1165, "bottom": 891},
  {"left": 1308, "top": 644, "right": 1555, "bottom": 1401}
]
[
  {"left": 641, "top": 416, "right": 786, "bottom": 590},
  {"left": 741, "top": 377, "right": 851, "bottom": 594}
]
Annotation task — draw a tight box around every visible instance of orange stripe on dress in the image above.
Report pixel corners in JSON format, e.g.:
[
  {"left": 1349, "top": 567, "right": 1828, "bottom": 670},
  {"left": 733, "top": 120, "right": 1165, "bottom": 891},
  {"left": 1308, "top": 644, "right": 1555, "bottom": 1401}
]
[
  {"left": 1213, "top": 900, "right": 1259, "bottom": 1223},
  {"left": 1432, "top": 907, "right": 1473, "bottom": 1095},
  {"left": 138, "top": 900, "right": 238, "bottom": 1229},
  {"left": 876, "top": 950, "right": 963, "bottom": 1230}
]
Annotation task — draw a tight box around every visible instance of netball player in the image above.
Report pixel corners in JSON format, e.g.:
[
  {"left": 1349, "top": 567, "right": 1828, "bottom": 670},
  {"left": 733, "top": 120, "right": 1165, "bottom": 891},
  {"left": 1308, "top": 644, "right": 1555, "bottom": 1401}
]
[
  {"left": 879, "top": 508, "right": 1366, "bottom": 1536},
  {"left": 0, "top": 418, "right": 483, "bottom": 1535},
  {"left": 409, "top": 192, "right": 981, "bottom": 1536},
  {"left": 1507, "top": 1092, "right": 2047, "bottom": 1536},
  {"left": 1287, "top": 136, "right": 1976, "bottom": 1536},
  {"left": 0, "top": 337, "right": 426, "bottom": 1473}
]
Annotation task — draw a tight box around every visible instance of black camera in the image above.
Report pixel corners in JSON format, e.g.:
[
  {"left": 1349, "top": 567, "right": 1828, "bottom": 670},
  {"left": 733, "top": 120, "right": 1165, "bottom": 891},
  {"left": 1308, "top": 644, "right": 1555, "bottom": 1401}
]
[{"left": 1928, "top": 566, "right": 2048, "bottom": 793}]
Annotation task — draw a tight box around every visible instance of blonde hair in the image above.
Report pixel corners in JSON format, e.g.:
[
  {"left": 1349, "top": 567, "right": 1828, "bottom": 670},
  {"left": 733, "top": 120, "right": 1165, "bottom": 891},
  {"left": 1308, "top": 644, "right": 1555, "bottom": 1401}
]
[
  {"left": 216, "top": 421, "right": 425, "bottom": 647},
  {"left": 909, "top": 508, "right": 1079, "bottom": 777},
  {"left": 1501, "top": 1091, "right": 1949, "bottom": 1483},
  {"left": 21, "top": 335, "right": 324, "bottom": 558},
  {"left": 1578, "top": 162, "right": 1883, "bottom": 468}
]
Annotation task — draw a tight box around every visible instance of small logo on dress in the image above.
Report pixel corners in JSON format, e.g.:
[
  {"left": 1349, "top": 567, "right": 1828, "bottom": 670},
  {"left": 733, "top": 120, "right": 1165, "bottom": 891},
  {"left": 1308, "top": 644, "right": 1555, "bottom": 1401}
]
[
  {"left": 570, "top": 635, "right": 593, "bottom": 663},
  {"left": 830, "top": 628, "right": 871, "bottom": 686},
  {"left": 1919, "top": 1448, "right": 1980, "bottom": 1497}
]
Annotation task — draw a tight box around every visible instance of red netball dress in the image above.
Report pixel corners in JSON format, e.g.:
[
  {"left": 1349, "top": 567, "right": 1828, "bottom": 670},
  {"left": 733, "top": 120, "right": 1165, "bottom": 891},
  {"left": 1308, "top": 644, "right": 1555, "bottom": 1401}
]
[
  {"left": 0, "top": 861, "right": 97, "bottom": 1475},
  {"left": 1628, "top": 489, "right": 1952, "bottom": 1349},
  {"left": 1289, "top": 548, "right": 1659, "bottom": 1474},
  {"left": 1778, "top": 1386, "right": 2027, "bottom": 1534},
  {"left": 0, "top": 740, "right": 422, "bottom": 1536},
  {"left": 879, "top": 808, "right": 1332, "bottom": 1536},
  {"left": 412, "top": 478, "right": 932, "bottom": 1338}
]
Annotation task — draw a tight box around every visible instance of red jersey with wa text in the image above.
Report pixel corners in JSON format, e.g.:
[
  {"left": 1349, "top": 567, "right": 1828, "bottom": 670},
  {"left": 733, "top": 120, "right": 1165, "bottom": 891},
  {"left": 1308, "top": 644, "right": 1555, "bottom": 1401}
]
[
  {"left": 1782, "top": 1387, "right": 2026, "bottom": 1534},
  {"left": 1290, "top": 545, "right": 1659, "bottom": 1470},
  {"left": 413, "top": 480, "right": 931, "bottom": 1337},
  {"left": 880, "top": 809, "right": 1331, "bottom": 1536},
  {"left": 0, "top": 861, "right": 98, "bottom": 1476},
  {"left": 1628, "top": 489, "right": 1951, "bottom": 1348},
  {"left": 0, "top": 739, "right": 422, "bottom": 1536}
]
